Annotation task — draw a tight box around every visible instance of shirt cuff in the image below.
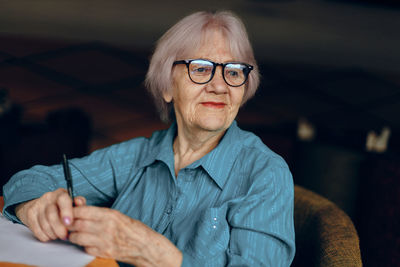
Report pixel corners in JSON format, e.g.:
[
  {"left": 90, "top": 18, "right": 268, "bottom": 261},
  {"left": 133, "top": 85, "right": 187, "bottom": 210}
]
[{"left": 3, "top": 191, "right": 43, "bottom": 224}]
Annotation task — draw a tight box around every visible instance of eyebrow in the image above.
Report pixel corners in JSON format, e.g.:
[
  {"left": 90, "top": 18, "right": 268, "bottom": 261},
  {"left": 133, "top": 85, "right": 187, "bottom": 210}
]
[{"left": 193, "top": 58, "right": 240, "bottom": 64}]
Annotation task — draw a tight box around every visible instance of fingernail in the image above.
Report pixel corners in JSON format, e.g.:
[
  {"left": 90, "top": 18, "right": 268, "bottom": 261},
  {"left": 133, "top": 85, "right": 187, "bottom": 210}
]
[{"left": 63, "top": 216, "right": 72, "bottom": 225}]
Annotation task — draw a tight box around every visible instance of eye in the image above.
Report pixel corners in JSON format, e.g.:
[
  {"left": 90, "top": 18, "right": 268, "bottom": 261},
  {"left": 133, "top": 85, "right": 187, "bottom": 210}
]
[
  {"left": 226, "top": 64, "right": 246, "bottom": 79},
  {"left": 193, "top": 67, "right": 210, "bottom": 73},
  {"left": 190, "top": 63, "right": 213, "bottom": 76},
  {"left": 226, "top": 70, "right": 239, "bottom": 77}
]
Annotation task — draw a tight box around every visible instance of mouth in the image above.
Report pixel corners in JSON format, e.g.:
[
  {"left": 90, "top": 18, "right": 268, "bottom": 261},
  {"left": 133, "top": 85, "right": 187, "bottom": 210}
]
[{"left": 201, "top": 102, "right": 227, "bottom": 109}]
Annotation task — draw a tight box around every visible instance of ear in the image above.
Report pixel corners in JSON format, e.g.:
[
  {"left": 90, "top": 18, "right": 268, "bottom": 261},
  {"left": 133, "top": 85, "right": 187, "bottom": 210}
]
[{"left": 162, "top": 89, "right": 173, "bottom": 103}]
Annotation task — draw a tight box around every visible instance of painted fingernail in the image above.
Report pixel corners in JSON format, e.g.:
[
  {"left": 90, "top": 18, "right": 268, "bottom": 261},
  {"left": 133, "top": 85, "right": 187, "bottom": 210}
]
[{"left": 63, "top": 216, "right": 72, "bottom": 225}]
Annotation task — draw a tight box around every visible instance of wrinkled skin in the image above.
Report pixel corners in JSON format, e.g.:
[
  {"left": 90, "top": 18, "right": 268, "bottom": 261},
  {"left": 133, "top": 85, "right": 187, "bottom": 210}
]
[{"left": 15, "top": 189, "right": 182, "bottom": 267}]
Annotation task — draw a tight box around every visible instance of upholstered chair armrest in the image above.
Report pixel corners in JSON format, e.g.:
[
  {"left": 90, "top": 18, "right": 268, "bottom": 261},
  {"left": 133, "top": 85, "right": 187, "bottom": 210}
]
[{"left": 292, "top": 185, "right": 362, "bottom": 267}]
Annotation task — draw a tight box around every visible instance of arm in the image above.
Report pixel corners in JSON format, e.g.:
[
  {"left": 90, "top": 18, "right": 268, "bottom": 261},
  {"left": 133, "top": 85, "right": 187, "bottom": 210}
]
[
  {"left": 226, "top": 164, "right": 295, "bottom": 266},
  {"left": 2, "top": 137, "right": 147, "bottom": 222},
  {"left": 1, "top": 144, "right": 122, "bottom": 242},
  {"left": 178, "top": 160, "right": 295, "bottom": 266}
]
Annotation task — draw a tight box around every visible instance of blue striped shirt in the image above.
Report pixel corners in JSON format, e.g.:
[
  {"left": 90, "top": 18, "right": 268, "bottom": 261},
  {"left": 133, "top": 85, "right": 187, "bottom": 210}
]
[{"left": 3, "top": 121, "right": 295, "bottom": 266}]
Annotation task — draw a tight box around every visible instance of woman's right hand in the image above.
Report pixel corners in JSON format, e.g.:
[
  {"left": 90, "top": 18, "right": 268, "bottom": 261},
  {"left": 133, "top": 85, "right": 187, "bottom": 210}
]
[{"left": 15, "top": 188, "right": 86, "bottom": 242}]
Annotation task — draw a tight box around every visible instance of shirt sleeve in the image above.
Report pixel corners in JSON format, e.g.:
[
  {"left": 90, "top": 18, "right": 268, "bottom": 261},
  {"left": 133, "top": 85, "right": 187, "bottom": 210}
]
[
  {"left": 2, "top": 138, "right": 147, "bottom": 223},
  {"left": 226, "top": 162, "right": 296, "bottom": 267}
]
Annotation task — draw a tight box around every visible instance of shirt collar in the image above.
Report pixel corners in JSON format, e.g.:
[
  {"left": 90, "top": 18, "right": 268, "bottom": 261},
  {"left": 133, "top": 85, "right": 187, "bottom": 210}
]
[
  {"left": 187, "top": 120, "right": 243, "bottom": 189},
  {"left": 140, "top": 121, "right": 243, "bottom": 190},
  {"left": 139, "top": 122, "right": 176, "bottom": 174}
]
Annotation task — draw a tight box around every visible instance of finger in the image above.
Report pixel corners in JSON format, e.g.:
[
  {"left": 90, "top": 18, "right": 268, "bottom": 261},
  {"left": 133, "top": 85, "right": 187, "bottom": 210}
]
[
  {"left": 38, "top": 211, "right": 57, "bottom": 241},
  {"left": 73, "top": 206, "right": 110, "bottom": 221},
  {"left": 56, "top": 191, "right": 74, "bottom": 226},
  {"left": 74, "top": 196, "right": 86, "bottom": 206},
  {"left": 68, "top": 219, "right": 100, "bottom": 234},
  {"left": 28, "top": 212, "right": 52, "bottom": 242},
  {"left": 84, "top": 247, "right": 101, "bottom": 257},
  {"left": 86, "top": 246, "right": 113, "bottom": 259},
  {"left": 69, "top": 231, "right": 101, "bottom": 248},
  {"left": 46, "top": 203, "right": 68, "bottom": 240}
]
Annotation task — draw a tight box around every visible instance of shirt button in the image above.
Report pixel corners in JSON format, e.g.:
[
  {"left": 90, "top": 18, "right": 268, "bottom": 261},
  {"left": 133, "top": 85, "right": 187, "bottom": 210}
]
[{"left": 166, "top": 207, "right": 172, "bottom": 214}]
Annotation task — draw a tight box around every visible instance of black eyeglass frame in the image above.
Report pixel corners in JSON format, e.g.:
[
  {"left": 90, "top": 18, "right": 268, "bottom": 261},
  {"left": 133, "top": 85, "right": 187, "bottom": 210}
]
[{"left": 173, "top": 59, "right": 253, "bottom": 87}]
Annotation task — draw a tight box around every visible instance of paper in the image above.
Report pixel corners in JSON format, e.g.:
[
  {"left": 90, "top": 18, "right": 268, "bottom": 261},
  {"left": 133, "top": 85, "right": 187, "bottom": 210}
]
[{"left": 0, "top": 213, "right": 95, "bottom": 267}]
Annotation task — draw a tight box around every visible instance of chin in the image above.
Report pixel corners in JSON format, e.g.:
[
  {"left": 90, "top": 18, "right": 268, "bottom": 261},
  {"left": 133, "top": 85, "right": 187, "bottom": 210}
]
[{"left": 198, "top": 117, "right": 231, "bottom": 132}]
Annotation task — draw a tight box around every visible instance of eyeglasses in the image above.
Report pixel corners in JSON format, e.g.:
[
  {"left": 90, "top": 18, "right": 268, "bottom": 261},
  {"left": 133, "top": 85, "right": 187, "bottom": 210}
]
[{"left": 173, "top": 59, "right": 253, "bottom": 87}]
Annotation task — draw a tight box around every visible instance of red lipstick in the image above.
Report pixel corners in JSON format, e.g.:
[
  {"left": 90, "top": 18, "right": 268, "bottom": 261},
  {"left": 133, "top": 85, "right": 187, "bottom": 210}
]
[{"left": 201, "top": 102, "right": 226, "bottom": 108}]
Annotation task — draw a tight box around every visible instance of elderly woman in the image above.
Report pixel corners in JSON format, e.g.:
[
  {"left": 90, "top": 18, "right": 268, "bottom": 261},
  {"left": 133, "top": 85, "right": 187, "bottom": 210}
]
[{"left": 2, "top": 11, "right": 295, "bottom": 267}]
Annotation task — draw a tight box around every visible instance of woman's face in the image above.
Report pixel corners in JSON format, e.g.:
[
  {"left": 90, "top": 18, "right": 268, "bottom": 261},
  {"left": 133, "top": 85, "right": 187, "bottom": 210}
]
[{"left": 164, "top": 30, "right": 245, "bottom": 134}]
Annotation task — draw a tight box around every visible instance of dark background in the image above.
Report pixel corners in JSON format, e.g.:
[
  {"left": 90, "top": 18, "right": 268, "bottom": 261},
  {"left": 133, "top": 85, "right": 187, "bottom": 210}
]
[{"left": 0, "top": 0, "right": 399, "bottom": 266}]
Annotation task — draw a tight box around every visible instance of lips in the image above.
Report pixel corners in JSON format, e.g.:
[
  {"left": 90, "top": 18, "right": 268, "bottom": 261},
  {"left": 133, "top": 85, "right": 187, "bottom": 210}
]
[{"left": 201, "top": 102, "right": 226, "bottom": 108}]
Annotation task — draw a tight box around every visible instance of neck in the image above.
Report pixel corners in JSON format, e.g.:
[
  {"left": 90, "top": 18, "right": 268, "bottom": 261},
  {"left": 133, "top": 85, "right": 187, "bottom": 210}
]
[{"left": 173, "top": 123, "right": 226, "bottom": 177}]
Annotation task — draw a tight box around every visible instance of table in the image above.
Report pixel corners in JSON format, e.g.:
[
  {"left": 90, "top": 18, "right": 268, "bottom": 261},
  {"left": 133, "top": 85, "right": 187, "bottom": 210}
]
[{"left": 0, "top": 197, "right": 118, "bottom": 267}]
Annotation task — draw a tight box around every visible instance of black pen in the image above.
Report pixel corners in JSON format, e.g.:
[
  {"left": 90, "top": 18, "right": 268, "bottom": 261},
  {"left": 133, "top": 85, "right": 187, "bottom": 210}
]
[{"left": 62, "top": 154, "right": 75, "bottom": 206}]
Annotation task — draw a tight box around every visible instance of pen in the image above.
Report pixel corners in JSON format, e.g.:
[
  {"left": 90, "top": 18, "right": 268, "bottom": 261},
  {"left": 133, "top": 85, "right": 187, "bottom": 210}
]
[{"left": 62, "top": 154, "right": 75, "bottom": 206}]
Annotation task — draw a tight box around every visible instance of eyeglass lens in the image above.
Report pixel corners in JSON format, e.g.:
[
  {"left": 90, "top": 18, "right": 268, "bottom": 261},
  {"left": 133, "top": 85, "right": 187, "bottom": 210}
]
[{"left": 188, "top": 59, "right": 248, "bottom": 87}]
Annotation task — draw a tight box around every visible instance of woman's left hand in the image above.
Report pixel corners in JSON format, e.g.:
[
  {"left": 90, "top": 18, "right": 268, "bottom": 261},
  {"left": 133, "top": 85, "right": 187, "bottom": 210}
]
[{"left": 68, "top": 206, "right": 182, "bottom": 267}]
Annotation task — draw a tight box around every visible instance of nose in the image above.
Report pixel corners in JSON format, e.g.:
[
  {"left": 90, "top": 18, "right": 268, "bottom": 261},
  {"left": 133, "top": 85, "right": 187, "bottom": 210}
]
[{"left": 206, "top": 66, "right": 228, "bottom": 94}]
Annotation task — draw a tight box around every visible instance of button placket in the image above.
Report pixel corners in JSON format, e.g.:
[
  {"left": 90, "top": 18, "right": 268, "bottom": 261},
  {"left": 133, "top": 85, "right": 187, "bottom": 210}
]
[
  {"left": 159, "top": 171, "right": 178, "bottom": 234},
  {"left": 212, "top": 216, "right": 217, "bottom": 229},
  {"left": 166, "top": 206, "right": 173, "bottom": 214}
]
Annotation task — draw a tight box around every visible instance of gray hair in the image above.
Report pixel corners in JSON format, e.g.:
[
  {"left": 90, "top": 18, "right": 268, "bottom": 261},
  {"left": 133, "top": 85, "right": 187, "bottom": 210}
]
[{"left": 145, "top": 10, "right": 260, "bottom": 123}]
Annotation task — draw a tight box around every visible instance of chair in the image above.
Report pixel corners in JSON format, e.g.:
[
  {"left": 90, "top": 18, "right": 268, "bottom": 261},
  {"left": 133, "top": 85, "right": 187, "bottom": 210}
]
[{"left": 292, "top": 185, "right": 362, "bottom": 267}]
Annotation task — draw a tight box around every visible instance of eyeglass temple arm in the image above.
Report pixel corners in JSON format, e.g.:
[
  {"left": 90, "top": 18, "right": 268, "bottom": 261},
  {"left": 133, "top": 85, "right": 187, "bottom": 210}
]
[{"left": 173, "top": 60, "right": 189, "bottom": 65}]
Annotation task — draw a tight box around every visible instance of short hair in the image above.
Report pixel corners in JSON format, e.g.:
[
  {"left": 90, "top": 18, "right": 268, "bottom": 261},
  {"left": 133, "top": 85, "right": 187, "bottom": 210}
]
[{"left": 145, "top": 10, "right": 260, "bottom": 123}]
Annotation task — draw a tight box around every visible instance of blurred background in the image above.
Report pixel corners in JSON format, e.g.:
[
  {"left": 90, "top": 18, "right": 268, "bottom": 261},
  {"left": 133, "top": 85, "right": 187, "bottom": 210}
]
[{"left": 0, "top": 0, "right": 399, "bottom": 266}]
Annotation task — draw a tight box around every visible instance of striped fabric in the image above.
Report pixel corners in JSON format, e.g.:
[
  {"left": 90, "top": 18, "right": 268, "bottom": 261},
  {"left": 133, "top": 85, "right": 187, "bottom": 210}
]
[{"left": 3, "top": 121, "right": 295, "bottom": 266}]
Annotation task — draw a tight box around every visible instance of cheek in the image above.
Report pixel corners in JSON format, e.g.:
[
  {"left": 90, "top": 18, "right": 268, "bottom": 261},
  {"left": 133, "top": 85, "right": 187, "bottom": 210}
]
[
  {"left": 173, "top": 84, "right": 198, "bottom": 116},
  {"left": 232, "top": 88, "right": 245, "bottom": 107}
]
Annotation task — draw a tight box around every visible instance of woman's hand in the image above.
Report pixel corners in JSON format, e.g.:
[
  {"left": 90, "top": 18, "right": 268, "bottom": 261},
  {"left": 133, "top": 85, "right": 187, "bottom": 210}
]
[
  {"left": 68, "top": 206, "right": 183, "bottom": 267},
  {"left": 15, "top": 188, "right": 86, "bottom": 242}
]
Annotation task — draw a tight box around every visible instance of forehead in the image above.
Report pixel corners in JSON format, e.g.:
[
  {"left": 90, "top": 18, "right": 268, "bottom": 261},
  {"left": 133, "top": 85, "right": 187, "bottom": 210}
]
[{"left": 192, "top": 29, "right": 233, "bottom": 60}]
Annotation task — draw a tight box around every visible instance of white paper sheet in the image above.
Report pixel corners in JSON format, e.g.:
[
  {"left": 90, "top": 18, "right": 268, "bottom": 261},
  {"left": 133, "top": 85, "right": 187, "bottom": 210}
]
[{"left": 0, "top": 213, "right": 95, "bottom": 267}]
